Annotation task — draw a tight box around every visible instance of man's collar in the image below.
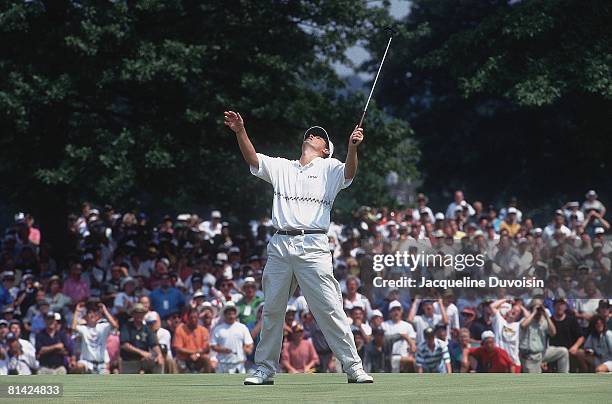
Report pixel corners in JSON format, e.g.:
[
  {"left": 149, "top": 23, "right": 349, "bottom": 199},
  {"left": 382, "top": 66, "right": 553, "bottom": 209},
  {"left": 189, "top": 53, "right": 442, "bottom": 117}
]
[{"left": 293, "top": 156, "right": 323, "bottom": 169}]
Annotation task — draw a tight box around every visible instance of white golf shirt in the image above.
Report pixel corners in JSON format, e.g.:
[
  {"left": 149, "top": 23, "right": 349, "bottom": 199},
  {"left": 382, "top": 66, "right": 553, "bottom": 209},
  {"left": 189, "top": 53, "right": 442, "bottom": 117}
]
[
  {"left": 75, "top": 321, "right": 112, "bottom": 363},
  {"left": 211, "top": 321, "right": 253, "bottom": 365},
  {"left": 250, "top": 153, "right": 352, "bottom": 230},
  {"left": 492, "top": 312, "right": 520, "bottom": 365}
]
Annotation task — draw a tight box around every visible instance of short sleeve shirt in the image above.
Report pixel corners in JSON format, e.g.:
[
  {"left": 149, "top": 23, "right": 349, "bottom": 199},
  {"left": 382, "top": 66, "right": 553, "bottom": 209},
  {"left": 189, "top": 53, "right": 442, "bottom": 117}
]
[
  {"left": 250, "top": 154, "right": 352, "bottom": 230},
  {"left": 382, "top": 320, "right": 416, "bottom": 356},
  {"left": 211, "top": 322, "right": 253, "bottom": 364},
  {"left": 76, "top": 322, "right": 113, "bottom": 363},
  {"left": 119, "top": 322, "right": 158, "bottom": 360}
]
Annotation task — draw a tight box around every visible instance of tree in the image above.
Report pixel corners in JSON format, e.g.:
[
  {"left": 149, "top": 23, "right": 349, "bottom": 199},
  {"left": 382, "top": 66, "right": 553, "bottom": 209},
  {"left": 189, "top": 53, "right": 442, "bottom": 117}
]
[
  {"left": 0, "top": 0, "right": 417, "bottom": 238},
  {"left": 370, "top": 0, "right": 612, "bottom": 211}
]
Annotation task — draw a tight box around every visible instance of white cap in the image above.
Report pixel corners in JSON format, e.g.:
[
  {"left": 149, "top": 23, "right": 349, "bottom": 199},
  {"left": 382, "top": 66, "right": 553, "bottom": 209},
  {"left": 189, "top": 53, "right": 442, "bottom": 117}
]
[
  {"left": 595, "top": 227, "right": 605, "bottom": 235},
  {"left": 144, "top": 312, "right": 158, "bottom": 323},
  {"left": 286, "top": 304, "right": 297, "bottom": 313},
  {"left": 211, "top": 210, "right": 222, "bottom": 219},
  {"left": 586, "top": 190, "right": 597, "bottom": 197},
  {"left": 507, "top": 207, "right": 518, "bottom": 214},
  {"left": 177, "top": 213, "right": 191, "bottom": 221},
  {"left": 481, "top": 330, "right": 495, "bottom": 341},
  {"left": 216, "top": 252, "right": 228, "bottom": 262},
  {"left": 435, "top": 212, "right": 445, "bottom": 221},
  {"left": 371, "top": 309, "right": 383, "bottom": 318},
  {"left": 388, "top": 300, "right": 402, "bottom": 311},
  {"left": 433, "top": 229, "right": 445, "bottom": 238},
  {"left": 303, "top": 126, "right": 334, "bottom": 158},
  {"left": 192, "top": 290, "right": 205, "bottom": 299}
]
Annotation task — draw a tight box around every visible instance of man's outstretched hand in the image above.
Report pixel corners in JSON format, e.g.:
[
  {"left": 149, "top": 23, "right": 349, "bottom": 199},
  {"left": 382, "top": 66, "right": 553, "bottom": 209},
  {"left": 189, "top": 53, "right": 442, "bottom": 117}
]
[
  {"left": 224, "top": 111, "right": 244, "bottom": 133},
  {"left": 350, "top": 126, "right": 364, "bottom": 147}
]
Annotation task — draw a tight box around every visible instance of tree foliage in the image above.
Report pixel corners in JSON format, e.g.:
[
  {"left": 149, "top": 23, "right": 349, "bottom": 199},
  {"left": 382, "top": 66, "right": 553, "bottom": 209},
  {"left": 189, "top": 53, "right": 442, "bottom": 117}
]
[
  {"left": 372, "top": 0, "right": 612, "bottom": 209},
  {"left": 0, "top": 0, "right": 416, "bottom": 232}
]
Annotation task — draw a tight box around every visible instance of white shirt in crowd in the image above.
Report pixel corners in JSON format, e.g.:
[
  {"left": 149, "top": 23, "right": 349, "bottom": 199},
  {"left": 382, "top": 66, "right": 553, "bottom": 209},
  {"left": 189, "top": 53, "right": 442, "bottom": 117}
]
[
  {"left": 492, "top": 312, "right": 521, "bottom": 365},
  {"left": 250, "top": 153, "right": 352, "bottom": 231},
  {"left": 155, "top": 327, "right": 173, "bottom": 360},
  {"left": 113, "top": 292, "right": 138, "bottom": 315},
  {"left": 542, "top": 224, "right": 571, "bottom": 241},
  {"left": 434, "top": 302, "right": 459, "bottom": 334},
  {"left": 382, "top": 320, "right": 416, "bottom": 356},
  {"left": 211, "top": 321, "right": 253, "bottom": 364},
  {"left": 75, "top": 321, "right": 113, "bottom": 363}
]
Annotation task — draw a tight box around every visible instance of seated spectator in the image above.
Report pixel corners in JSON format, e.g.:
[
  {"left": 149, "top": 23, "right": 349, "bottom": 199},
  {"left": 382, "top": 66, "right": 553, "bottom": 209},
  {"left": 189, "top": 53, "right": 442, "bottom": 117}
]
[
  {"left": 173, "top": 307, "right": 211, "bottom": 373},
  {"left": 71, "top": 302, "right": 118, "bottom": 374},
  {"left": 113, "top": 277, "right": 138, "bottom": 323},
  {"left": 382, "top": 300, "right": 416, "bottom": 372},
  {"left": 468, "top": 331, "right": 513, "bottom": 372},
  {"left": 519, "top": 298, "right": 569, "bottom": 373},
  {"left": 416, "top": 327, "right": 451, "bottom": 373},
  {"left": 364, "top": 327, "right": 408, "bottom": 373},
  {"left": 35, "top": 312, "right": 71, "bottom": 374},
  {"left": 120, "top": 303, "right": 163, "bottom": 374},
  {"left": 584, "top": 315, "right": 612, "bottom": 373},
  {"left": 211, "top": 303, "right": 253, "bottom": 374},
  {"left": 281, "top": 323, "right": 319, "bottom": 373},
  {"left": 149, "top": 273, "right": 185, "bottom": 320},
  {"left": 0, "top": 332, "right": 38, "bottom": 375},
  {"left": 8, "top": 319, "right": 35, "bottom": 358},
  {"left": 144, "top": 311, "right": 177, "bottom": 374}
]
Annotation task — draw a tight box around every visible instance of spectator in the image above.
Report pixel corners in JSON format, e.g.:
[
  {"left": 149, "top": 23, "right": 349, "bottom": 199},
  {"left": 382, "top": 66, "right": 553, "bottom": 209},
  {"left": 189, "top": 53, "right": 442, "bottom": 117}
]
[
  {"left": 343, "top": 276, "right": 373, "bottom": 319},
  {"left": 416, "top": 327, "right": 451, "bottom": 373},
  {"left": 408, "top": 297, "right": 448, "bottom": 345},
  {"left": 490, "top": 299, "right": 524, "bottom": 372},
  {"left": 469, "top": 302, "right": 493, "bottom": 342},
  {"left": 348, "top": 302, "right": 372, "bottom": 343},
  {"left": 119, "top": 303, "right": 163, "bottom": 374},
  {"left": 0, "top": 271, "right": 16, "bottom": 312},
  {"left": 448, "top": 328, "right": 472, "bottom": 372},
  {"left": 542, "top": 210, "right": 571, "bottom": 241},
  {"left": 582, "top": 190, "right": 606, "bottom": 217},
  {"left": 236, "top": 277, "right": 262, "bottom": 326},
  {"left": 35, "top": 312, "right": 70, "bottom": 374},
  {"left": 519, "top": 298, "right": 569, "bottom": 373},
  {"left": 71, "top": 302, "right": 118, "bottom": 374},
  {"left": 149, "top": 273, "right": 185, "bottom": 320},
  {"left": 382, "top": 300, "right": 416, "bottom": 373},
  {"left": 468, "top": 331, "right": 513, "bottom": 372},
  {"left": 47, "top": 275, "right": 71, "bottom": 317},
  {"left": 62, "top": 263, "right": 90, "bottom": 304},
  {"left": 211, "top": 303, "right": 253, "bottom": 373},
  {"left": 0, "top": 332, "right": 38, "bottom": 375},
  {"left": 281, "top": 323, "right": 319, "bottom": 373},
  {"left": 550, "top": 298, "right": 587, "bottom": 372},
  {"left": 113, "top": 277, "right": 138, "bottom": 321},
  {"left": 173, "top": 307, "right": 211, "bottom": 373},
  {"left": 446, "top": 190, "right": 475, "bottom": 219},
  {"left": 144, "top": 311, "right": 177, "bottom": 374},
  {"left": 364, "top": 327, "right": 407, "bottom": 373},
  {"left": 499, "top": 207, "right": 521, "bottom": 237},
  {"left": 584, "top": 315, "right": 612, "bottom": 373},
  {"left": 8, "top": 319, "right": 35, "bottom": 358}
]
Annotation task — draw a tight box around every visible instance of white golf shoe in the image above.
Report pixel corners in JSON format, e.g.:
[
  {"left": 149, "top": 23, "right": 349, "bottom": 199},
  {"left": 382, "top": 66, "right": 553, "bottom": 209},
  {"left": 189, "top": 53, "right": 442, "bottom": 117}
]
[
  {"left": 346, "top": 368, "right": 374, "bottom": 384},
  {"left": 244, "top": 368, "right": 274, "bottom": 385}
]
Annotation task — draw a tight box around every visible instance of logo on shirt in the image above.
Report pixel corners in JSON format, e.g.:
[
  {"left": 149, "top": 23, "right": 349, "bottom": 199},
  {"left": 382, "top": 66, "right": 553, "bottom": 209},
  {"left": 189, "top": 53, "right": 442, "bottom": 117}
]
[{"left": 307, "top": 175, "right": 318, "bottom": 179}]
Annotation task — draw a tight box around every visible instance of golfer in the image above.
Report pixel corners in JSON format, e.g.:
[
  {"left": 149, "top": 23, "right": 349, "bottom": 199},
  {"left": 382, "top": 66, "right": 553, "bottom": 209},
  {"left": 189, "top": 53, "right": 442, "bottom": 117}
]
[{"left": 224, "top": 111, "right": 373, "bottom": 385}]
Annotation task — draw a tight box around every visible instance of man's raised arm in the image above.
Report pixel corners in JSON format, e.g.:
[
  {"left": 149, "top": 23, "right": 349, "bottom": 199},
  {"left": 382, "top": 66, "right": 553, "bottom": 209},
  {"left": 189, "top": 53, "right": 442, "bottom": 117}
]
[
  {"left": 344, "top": 126, "right": 363, "bottom": 180},
  {"left": 224, "top": 111, "right": 258, "bottom": 167}
]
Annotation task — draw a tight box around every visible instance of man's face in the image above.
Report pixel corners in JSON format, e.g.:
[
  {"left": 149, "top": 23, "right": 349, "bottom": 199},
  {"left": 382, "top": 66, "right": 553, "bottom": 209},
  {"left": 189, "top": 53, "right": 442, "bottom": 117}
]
[
  {"left": 303, "top": 133, "right": 329, "bottom": 157},
  {"left": 505, "top": 306, "right": 521, "bottom": 323},
  {"left": 390, "top": 307, "right": 401, "bottom": 321},
  {"left": 86, "top": 310, "right": 99, "bottom": 325},
  {"left": 483, "top": 338, "right": 495, "bottom": 352},
  {"left": 0, "top": 324, "right": 8, "bottom": 338},
  {"left": 140, "top": 296, "right": 150, "bottom": 311},
  {"left": 201, "top": 310, "right": 213, "bottom": 326},
  {"left": 454, "top": 191, "right": 463, "bottom": 203},
  {"left": 224, "top": 309, "right": 237, "bottom": 324},
  {"left": 370, "top": 316, "right": 383, "bottom": 328},
  {"left": 133, "top": 312, "right": 145, "bottom": 324},
  {"left": 351, "top": 308, "right": 364, "bottom": 323},
  {"left": 9, "top": 323, "right": 20, "bottom": 337},
  {"left": 554, "top": 302, "right": 567, "bottom": 316},
  {"left": 188, "top": 311, "right": 199, "bottom": 328},
  {"left": 422, "top": 302, "right": 434, "bottom": 317},
  {"left": 285, "top": 311, "right": 295, "bottom": 324},
  {"left": 347, "top": 279, "right": 358, "bottom": 293},
  {"left": 243, "top": 283, "right": 256, "bottom": 299}
]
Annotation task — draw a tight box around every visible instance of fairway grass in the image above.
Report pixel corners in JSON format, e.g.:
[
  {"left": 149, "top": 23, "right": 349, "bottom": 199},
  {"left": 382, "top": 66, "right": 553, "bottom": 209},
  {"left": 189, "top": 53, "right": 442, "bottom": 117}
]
[{"left": 1, "top": 373, "right": 610, "bottom": 404}]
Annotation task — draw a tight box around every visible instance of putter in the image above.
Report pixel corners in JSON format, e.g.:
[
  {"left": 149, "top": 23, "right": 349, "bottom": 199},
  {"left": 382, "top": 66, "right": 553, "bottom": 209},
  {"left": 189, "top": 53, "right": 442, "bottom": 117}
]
[{"left": 353, "top": 26, "right": 397, "bottom": 143}]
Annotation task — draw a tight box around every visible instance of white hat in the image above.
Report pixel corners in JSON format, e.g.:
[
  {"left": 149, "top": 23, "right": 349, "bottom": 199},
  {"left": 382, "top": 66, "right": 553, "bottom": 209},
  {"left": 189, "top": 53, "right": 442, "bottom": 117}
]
[
  {"left": 595, "top": 227, "right": 605, "bottom": 235},
  {"left": 192, "top": 290, "right": 205, "bottom": 299},
  {"left": 144, "top": 312, "right": 158, "bottom": 323},
  {"left": 221, "top": 301, "right": 238, "bottom": 314},
  {"left": 388, "top": 300, "right": 402, "bottom": 311},
  {"left": 286, "top": 304, "right": 297, "bottom": 313},
  {"left": 120, "top": 277, "right": 136, "bottom": 289},
  {"left": 351, "top": 301, "right": 365, "bottom": 310},
  {"left": 211, "top": 210, "right": 222, "bottom": 219},
  {"left": 303, "top": 126, "right": 334, "bottom": 158},
  {"left": 216, "top": 252, "right": 228, "bottom": 262},
  {"left": 507, "top": 207, "right": 518, "bottom": 214},
  {"left": 481, "top": 330, "right": 495, "bottom": 341},
  {"left": 371, "top": 309, "right": 383, "bottom": 318},
  {"left": 586, "top": 190, "right": 597, "bottom": 198},
  {"left": 434, "top": 212, "right": 445, "bottom": 221},
  {"left": 177, "top": 213, "right": 191, "bottom": 221},
  {"left": 454, "top": 205, "right": 463, "bottom": 212},
  {"left": 433, "top": 229, "right": 445, "bottom": 238}
]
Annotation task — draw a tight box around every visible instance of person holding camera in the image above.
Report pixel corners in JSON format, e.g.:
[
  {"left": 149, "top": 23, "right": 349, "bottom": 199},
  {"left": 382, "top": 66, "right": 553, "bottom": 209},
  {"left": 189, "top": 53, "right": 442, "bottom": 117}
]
[{"left": 519, "top": 297, "right": 569, "bottom": 373}]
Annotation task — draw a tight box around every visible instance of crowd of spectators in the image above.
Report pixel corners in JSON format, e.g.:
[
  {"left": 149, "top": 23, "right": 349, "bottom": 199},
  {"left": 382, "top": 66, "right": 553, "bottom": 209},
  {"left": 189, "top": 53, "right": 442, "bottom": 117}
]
[{"left": 0, "top": 189, "right": 610, "bottom": 375}]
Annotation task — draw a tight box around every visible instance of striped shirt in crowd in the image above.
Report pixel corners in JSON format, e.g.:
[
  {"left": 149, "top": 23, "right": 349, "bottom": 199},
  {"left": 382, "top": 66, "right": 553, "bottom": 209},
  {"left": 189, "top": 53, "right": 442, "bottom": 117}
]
[{"left": 416, "top": 338, "right": 451, "bottom": 373}]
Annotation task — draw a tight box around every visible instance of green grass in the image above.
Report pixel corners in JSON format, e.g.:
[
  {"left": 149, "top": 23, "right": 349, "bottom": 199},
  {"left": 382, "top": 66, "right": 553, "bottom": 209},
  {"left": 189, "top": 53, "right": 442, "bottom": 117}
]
[{"left": 1, "top": 373, "right": 611, "bottom": 404}]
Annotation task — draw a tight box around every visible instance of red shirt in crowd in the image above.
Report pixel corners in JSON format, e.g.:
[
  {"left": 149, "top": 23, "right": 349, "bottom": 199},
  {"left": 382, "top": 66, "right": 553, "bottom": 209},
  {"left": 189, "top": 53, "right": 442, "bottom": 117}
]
[
  {"left": 281, "top": 339, "right": 319, "bottom": 372},
  {"left": 469, "top": 346, "right": 513, "bottom": 373}
]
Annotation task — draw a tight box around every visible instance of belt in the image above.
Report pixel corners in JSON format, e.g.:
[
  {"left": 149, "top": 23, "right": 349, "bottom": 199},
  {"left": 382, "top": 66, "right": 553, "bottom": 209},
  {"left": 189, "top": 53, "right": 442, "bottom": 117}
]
[{"left": 276, "top": 229, "right": 327, "bottom": 236}]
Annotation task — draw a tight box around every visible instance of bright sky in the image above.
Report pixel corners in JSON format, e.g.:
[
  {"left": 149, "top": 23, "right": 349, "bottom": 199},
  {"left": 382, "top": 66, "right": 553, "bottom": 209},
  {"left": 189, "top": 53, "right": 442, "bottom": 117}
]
[{"left": 333, "top": 0, "right": 410, "bottom": 78}]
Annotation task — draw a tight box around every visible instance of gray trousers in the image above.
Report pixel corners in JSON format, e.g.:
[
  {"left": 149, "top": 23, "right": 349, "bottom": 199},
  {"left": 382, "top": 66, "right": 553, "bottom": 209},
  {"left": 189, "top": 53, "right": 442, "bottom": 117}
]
[
  {"left": 254, "top": 233, "right": 362, "bottom": 374},
  {"left": 521, "top": 346, "right": 569, "bottom": 373}
]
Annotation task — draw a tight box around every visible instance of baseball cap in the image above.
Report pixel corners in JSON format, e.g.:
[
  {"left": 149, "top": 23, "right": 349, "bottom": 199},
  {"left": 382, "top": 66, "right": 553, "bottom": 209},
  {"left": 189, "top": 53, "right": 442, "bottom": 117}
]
[
  {"left": 130, "top": 303, "right": 147, "bottom": 314},
  {"left": 303, "top": 126, "right": 334, "bottom": 158},
  {"left": 0, "top": 319, "right": 8, "bottom": 326},
  {"left": 45, "top": 312, "right": 61, "bottom": 321},
  {"left": 371, "top": 309, "right": 383, "bottom": 318},
  {"left": 144, "top": 312, "right": 158, "bottom": 323},
  {"left": 286, "top": 304, "right": 297, "bottom": 313},
  {"left": 586, "top": 190, "right": 597, "bottom": 198},
  {"left": 594, "top": 227, "right": 605, "bottom": 235},
  {"left": 211, "top": 210, "right": 222, "bottom": 219},
  {"left": 599, "top": 300, "right": 610, "bottom": 309},
  {"left": 222, "top": 301, "right": 238, "bottom": 315},
  {"left": 192, "top": 290, "right": 206, "bottom": 299},
  {"left": 424, "top": 327, "right": 435, "bottom": 337},
  {"left": 507, "top": 207, "right": 518, "bottom": 214},
  {"left": 434, "top": 212, "right": 445, "bottom": 221},
  {"left": 433, "top": 229, "right": 445, "bottom": 238},
  {"left": 388, "top": 300, "right": 402, "bottom": 311},
  {"left": 481, "top": 330, "right": 495, "bottom": 341},
  {"left": 554, "top": 209, "right": 564, "bottom": 216},
  {"left": 191, "top": 274, "right": 203, "bottom": 284}
]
